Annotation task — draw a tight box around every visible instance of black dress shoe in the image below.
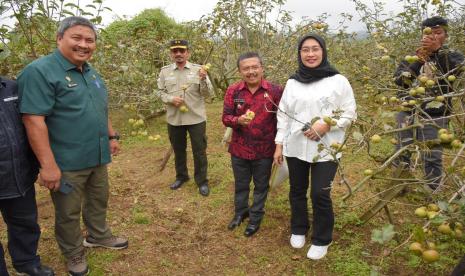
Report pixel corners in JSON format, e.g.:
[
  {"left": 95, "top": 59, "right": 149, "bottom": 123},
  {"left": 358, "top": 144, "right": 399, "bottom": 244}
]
[
  {"left": 199, "top": 184, "right": 209, "bottom": 196},
  {"left": 170, "top": 179, "right": 188, "bottom": 190},
  {"left": 227, "top": 213, "right": 249, "bottom": 230},
  {"left": 244, "top": 223, "right": 260, "bottom": 237},
  {"left": 16, "top": 265, "right": 55, "bottom": 276}
]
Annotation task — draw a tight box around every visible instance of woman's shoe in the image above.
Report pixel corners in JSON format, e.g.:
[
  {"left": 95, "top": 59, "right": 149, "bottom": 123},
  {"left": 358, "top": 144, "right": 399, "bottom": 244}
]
[
  {"left": 290, "top": 234, "right": 306, "bottom": 249},
  {"left": 307, "top": 244, "right": 330, "bottom": 260}
]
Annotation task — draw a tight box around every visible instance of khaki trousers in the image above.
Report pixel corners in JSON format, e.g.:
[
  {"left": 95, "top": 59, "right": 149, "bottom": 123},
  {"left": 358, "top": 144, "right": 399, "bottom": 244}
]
[{"left": 51, "top": 165, "right": 112, "bottom": 259}]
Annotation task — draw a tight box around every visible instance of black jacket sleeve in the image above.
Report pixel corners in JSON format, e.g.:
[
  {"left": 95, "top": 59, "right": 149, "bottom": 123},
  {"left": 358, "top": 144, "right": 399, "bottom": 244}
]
[{"left": 394, "top": 60, "right": 423, "bottom": 88}]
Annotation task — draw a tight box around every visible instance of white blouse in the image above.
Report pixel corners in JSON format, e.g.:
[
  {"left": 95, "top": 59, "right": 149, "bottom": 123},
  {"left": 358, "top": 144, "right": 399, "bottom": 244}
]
[{"left": 275, "top": 74, "right": 357, "bottom": 162}]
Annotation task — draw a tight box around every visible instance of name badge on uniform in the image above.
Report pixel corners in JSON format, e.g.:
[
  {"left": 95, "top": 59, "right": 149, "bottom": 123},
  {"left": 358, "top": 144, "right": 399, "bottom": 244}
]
[
  {"left": 65, "top": 76, "right": 77, "bottom": 88},
  {"left": 3, "top": 96, "right": 18, "bottom": 102}
]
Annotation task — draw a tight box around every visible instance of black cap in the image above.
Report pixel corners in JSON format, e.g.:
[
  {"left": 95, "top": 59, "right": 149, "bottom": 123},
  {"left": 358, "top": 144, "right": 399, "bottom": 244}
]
[
  {"left": 421, "top": 16, "right": 448, "bottom": 29},
  {"left": 169, "top": 39, "right": 188, "bottom": 49}
]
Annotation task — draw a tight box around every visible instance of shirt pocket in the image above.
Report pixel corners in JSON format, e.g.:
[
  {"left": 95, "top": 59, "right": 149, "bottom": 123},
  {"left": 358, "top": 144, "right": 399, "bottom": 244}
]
[
  {"left": 164, "top": 78, "right": 178, "bottom": 94},
  {"left": 186, "top": 75, "right": 200, "bottom": 94},
  {"left": 56, "top": 81, "right": 86, "bottom": 109},
  {"left": 234, "top": 98, "right": 247, "bottom": 115}
]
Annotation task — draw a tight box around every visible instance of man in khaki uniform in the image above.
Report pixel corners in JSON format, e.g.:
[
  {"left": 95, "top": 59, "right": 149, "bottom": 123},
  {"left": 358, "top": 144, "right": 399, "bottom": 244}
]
[{"left": 157, "top": 40, "right": 213, "bottom": 196}]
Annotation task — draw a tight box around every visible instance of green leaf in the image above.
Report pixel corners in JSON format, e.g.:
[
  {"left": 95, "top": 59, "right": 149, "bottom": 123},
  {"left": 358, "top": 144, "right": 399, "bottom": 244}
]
[
  {"left": 352, "top": 131, "right": 363, "bottom": 141},
  {"left": 371, "top": 224, "right": 395, "bottom": 244},
  {"left": 425, "top": 101, "right": 444, "bottom": 109},
  {"left": 412, "top": 226, "right": 426, "bottom": 243},
  {"left": 64, "top": 3, "right": 79, "bottom": 8},
  {"left": 380, "top": 111, "right": 395, "bottom": 118},
  {"left": 383, "top": 124, "right": 393, "bottom": 131},
  {"left": 438, "top": 201, "right": 448, "bottom": 211},
  {"left": 430, "top": 214, "right": 447, "bottom": 225}
]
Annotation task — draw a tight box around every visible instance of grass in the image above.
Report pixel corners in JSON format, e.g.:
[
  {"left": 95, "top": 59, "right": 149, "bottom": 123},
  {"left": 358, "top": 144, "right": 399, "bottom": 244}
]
[{"left": 0, "top": 100, "right": 462, "bottom": 275}]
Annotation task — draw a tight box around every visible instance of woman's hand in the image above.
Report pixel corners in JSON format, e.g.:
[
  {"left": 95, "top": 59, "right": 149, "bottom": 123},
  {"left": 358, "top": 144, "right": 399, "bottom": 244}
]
[
  {"left": 303, "top": 121, "right": 330, "bottom": 141},
  {"left": 273, "top": 144, "right": 283, "bottom": 165}
]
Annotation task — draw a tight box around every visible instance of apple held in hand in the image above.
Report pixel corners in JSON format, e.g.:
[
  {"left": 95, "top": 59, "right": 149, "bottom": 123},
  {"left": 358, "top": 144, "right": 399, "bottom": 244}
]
[
  {"left": 423, "top": 27, "right": 432, "bottom": 35},
  {"left": 323, "top": 116, "right": 337, "bottom": 126},
  {"left": 244, "top": 109, "right": 255, "bottom": 120},
  {"left": 179, "top": 105, "right": 189, "bottom": 113},
  {"left": 202, "top": 63, "right": 212, "bottom": 71}
]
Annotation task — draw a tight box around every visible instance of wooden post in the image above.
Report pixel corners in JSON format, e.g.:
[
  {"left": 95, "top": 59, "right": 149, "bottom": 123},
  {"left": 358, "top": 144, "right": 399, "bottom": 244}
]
[{"left": 359, "top": 163, "right": 410, "bottom": 224}]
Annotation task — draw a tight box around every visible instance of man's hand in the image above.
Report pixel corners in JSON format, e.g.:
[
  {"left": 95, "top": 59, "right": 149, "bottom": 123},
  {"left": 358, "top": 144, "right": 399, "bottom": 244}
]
[
  {"left": 39, "top": 164, "right": 61, "bottom": 191},
  {"left": 199, "top": 67, "right": 207, "bottom": 81},
  {"left": 416, "top": 47, "right": 430, "bottom": 63},
  {"left": 303, "top": 121, "right": 330, "bottom": 141},
  {"left": 421, "top": 34, "right": 442, "bottom": 53},
  {"left": 273, "top": 144, "right": 283, "bottom": 165},
  {"left": 172, "top": 96, "right": 185, "bottom": 107},
  {"left": 110, "top": 140, "right": 121, "bottom": 155},
  {"left": 237, "top": 114, "right": 252, "bottom": 126}
]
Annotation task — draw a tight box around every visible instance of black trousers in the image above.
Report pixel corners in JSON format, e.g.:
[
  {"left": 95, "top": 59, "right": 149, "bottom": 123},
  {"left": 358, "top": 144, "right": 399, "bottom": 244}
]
[
  {"left": 395, "top": 112, "right": 448, "bottom": 190},
  {"left": 168, "top": 122, "right": 208, "bottom": 186},
  {"left": 286, "top": 157, "right": 338, "bottom": 246},
  {"left": 231, "top": 156, "right": 272, "bottom": 224},
  {"left": 0, "top": 186, "right": 41, "bottom": 274}
]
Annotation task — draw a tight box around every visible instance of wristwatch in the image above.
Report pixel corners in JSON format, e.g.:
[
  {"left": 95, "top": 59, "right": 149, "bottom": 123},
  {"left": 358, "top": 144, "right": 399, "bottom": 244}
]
[{"left": 109, "top": 132, "right": 120, "bottom": 141}]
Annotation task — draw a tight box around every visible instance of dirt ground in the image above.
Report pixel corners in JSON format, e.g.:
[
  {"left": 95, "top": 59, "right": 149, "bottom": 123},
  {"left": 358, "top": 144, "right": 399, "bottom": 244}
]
[{"left": 0, "top": 102, "right": 456, "bottom": 275}]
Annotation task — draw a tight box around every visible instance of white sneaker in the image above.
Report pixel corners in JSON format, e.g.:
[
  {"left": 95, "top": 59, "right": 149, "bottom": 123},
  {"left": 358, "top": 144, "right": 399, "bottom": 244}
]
[
  {"left": 290, "top": 234, "right": 306, "bottom": 249},
  {"left": 307, "top": 244, "right": 330, "bottom": 260}
]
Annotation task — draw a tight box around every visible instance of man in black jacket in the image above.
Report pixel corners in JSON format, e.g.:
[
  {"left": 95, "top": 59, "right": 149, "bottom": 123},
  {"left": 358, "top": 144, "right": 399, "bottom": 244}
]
[
  {"left": 0, "top": 76, "right": 54, "bottom": 276},
  {"left": 393, "top": 16, "right": 464, "bottom": 191}
]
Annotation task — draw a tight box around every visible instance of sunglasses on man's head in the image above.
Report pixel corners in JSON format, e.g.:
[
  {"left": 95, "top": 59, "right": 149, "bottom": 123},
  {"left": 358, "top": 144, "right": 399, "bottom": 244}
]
[{"left": 171, "top": 48, "right": 187, "bottom": 54}]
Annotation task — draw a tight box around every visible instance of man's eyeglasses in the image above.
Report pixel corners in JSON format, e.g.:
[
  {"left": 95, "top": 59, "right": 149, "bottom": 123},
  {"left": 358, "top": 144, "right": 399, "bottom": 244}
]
[
  {"left": 240, "top": 65, "right": 262, "bottom": 73},
  {"left": 300, "top": 47, "right": 322, "bottom": 54},
  {"left": 171, "top": 48, "right": 187, "bottom": 54}
]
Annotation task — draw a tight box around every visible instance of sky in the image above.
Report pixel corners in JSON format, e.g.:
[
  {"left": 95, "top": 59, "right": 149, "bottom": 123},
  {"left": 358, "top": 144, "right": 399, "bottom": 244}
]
[{"left": 98, "top": 0, "right": 403, "bottom": 32}]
